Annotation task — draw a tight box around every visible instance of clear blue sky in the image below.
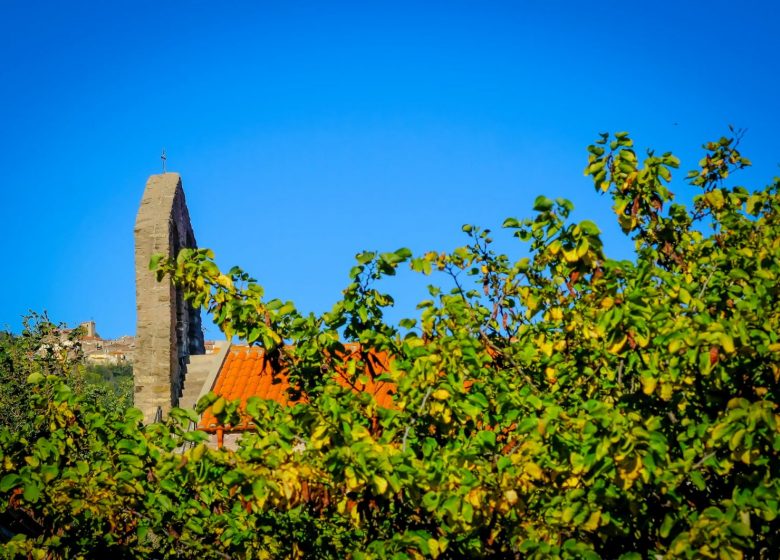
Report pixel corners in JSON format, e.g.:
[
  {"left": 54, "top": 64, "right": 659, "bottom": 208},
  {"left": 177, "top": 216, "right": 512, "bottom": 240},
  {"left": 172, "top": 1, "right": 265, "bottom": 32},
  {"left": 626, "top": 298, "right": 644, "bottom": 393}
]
[{"left": 1, "top": 1, "right": 778, "bottom": 339}]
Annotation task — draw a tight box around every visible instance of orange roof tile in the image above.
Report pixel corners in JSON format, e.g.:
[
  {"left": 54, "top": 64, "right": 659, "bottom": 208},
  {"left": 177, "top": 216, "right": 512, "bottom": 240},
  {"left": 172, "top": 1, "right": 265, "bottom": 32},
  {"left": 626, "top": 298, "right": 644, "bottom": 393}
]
[{"left": 198, "top": 344, "right": 396, "bottom": 432}]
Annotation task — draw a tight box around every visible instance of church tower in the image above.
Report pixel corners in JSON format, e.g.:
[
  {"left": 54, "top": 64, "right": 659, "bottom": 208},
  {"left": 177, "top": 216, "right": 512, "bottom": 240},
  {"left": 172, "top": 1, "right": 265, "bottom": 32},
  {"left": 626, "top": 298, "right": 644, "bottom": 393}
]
[{"left": 134, "top": 173, "right": 205, "bottom": 423}]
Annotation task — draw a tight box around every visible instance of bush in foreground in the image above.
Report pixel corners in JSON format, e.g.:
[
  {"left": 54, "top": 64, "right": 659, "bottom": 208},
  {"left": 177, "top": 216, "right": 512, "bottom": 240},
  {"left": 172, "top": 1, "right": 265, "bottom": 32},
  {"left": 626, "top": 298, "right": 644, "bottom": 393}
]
[{"left": 2, "top": 131, "right": 780, "bottom": 558}]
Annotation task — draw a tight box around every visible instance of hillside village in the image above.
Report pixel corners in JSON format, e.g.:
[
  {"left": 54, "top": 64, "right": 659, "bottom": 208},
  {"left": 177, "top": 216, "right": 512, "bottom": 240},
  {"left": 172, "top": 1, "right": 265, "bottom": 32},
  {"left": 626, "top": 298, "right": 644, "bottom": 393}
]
[{"left": 73, "top": 320, "right": 219, "bottom": 366}]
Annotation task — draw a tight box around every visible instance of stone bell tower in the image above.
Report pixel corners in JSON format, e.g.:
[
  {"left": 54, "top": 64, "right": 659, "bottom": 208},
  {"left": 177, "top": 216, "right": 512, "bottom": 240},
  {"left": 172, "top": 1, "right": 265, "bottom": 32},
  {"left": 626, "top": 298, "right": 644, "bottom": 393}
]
[{"left": 134, "top": 173, "right": 205, "bottom": 423}]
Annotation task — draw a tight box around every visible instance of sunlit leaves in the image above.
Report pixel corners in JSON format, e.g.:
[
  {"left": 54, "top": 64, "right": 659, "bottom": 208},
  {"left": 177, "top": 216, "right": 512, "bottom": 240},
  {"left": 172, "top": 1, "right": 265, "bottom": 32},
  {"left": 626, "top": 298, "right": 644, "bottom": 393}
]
[{"left": 3, "top": 131, "right": 780, "bottom": 558}]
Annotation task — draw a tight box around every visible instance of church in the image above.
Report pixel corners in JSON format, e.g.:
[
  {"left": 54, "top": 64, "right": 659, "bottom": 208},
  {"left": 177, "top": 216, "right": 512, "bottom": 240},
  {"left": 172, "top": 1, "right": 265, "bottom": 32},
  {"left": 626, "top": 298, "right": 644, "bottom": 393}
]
[{"left": 133, "top": 173, "right": 393, "bottom": 447}]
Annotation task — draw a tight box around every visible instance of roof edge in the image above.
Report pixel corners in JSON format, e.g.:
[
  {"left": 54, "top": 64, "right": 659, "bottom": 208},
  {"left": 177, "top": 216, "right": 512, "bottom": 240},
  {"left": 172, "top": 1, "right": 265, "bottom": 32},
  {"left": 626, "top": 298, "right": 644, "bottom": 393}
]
[{"left": 196, "top": 340, "right": 232, "bottom": 403}]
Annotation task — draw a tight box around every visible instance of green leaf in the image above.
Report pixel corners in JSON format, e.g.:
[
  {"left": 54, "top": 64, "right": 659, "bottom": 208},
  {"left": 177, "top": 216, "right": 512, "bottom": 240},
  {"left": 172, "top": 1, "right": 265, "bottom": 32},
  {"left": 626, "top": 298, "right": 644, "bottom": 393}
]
[
  {"left": 475, "top": 430, "right": 497, "bottom": 449},
  {"left": 690, "top": 471, "right": 707, "bottom": 491},
  {"left": 462, "top": 501, "right": 474, "bottom": 523},
  {"left": 517, "top": 418, "right": 537, "bottom": 434},
  {"left": 160, "top": 479, "right": 178, "bottom": 493},
  {"left": 40, "top": 465, "right": 58, "bottom": 483},
  {"left": 660, "top": 514, "right": 675, "bottom": 538},
  {"left": 442, "top": 496, "right": 460, "bottom": 516},
  {"left": 526, "top": 394, "right": 543, "bottom": 410},
  {"left": 148, "top": 253, "right": 162, "bottom": 270},
  {"left": 137, "top": 525, "right": 149, "bottom": 541},
  {"left": 395, "top": 247, "right": 412, "bottom": 259},
  {"left": 422, "top": 491, "right": 440, "bottom": 511},
  {"left": 729, "top": 522, "right": 752, "bottom": 537},
  {"left": 0, "top": 474, "right": 21, "bottom": 492},
  {"left": 533, "top": 196, "right": 554, "bottom": 212},
  {"left": 196, "top": 392, "right": 219, "bottom": 414},
  {"left": 23, "top": 483, "right": 40, "bottom": 502},
  {"left": 579, "top": 220, "right": 600, "bottom": 236}
]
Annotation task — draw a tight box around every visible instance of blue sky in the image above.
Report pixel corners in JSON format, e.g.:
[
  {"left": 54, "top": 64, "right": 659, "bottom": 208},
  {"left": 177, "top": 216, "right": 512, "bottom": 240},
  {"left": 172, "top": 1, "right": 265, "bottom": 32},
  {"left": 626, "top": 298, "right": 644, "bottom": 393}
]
[{"left": 1, "top": 1, "right": 778, "bottom": 339}]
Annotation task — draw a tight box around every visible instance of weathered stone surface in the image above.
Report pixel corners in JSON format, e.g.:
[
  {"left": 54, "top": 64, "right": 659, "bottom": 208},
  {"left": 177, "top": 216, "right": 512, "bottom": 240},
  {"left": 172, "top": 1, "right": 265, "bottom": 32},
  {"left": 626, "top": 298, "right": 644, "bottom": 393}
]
[
  {"left": 178, "top": 343, "right": 230, "bottom": 410},
  {"left": 134, "top": 173, "right": 205, "bottom": 423}
]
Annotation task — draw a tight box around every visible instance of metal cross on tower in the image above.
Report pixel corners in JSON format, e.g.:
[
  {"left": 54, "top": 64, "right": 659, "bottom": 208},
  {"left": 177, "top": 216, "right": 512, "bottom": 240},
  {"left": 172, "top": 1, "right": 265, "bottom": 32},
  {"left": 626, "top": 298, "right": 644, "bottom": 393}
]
[{"left": 161, "top": 148, "right": 167, "bottom": 174}]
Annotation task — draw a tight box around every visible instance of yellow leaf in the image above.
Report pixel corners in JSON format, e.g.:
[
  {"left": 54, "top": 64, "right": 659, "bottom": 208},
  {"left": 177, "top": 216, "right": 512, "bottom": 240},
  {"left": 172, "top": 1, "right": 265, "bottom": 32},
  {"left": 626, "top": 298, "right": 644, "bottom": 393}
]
[
  {"left": 707, "top": 189, "right": 725, "bottom": 210},
  {"left": 311, "top": 425, "right": 330, "bottom": 450},
  {"left": 562, "top": 476, "right": 580, "bottom": 488},
  {"left": 190, "top": 443, "right": 206, "bottom": 462},
  {"left": 428, "top": 539, "right": 441, "bottom": 559},
  {"left": 641, "top": 376, "right": 657, "bottom": 396},
  {"left": 719, "top": 332, "right": 736, "bottom": 354},
  {"left": 729, "top": 429, "right": 745, "bottom": 451},
  {"left": 337, "top": 497, "right": 349, "bottom": 514},
  {"left": 344, "top": 467, "right": 360, "bottom": 490},
  {"left": 465, "top": 489, "right": 482, "bottom": 508},
  {"left": 634, "top": 332, "right": 649, "bottom": 348},
  {"left": 719, "top": 546, "right": 743, "bottom": 560},
  {"left": 609, "top": 335, "right": 627, "bottom": 354},
  {"left": 212, "top": 397, "right": 226, "bottom": 415},
  {"left": 372, "top": 475, "right": 388, "bottom": 495},
  {"left": 350, "top": 504, "right": 361, "bottom": 525},
  {"left": 525, "top": 462, "right": 543, "bottom": 480},
  {"left": 562, "top": 505, "right": 577, "bottom": 523},
  {"left": 577, "top": 238, "right": 590, "bottom": 257},
  {"left": 582, "top": 510, "right": 601, "bottom": 531},
  {"left": 351, "top": 425, "right": 371, "bottom": 441},
  {"left": 216, "top": 274, "right": 233, "bottom": 288},
  {"left": 432, "top": 389, "right": 450, "bottom": 401}
]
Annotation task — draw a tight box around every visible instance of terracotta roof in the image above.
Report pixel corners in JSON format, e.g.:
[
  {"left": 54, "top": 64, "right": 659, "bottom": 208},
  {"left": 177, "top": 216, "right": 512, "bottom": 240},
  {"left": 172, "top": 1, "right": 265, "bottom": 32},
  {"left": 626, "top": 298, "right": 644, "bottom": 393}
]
[{"left": 199, "top": 344, "right": 396, "bottom": 432}]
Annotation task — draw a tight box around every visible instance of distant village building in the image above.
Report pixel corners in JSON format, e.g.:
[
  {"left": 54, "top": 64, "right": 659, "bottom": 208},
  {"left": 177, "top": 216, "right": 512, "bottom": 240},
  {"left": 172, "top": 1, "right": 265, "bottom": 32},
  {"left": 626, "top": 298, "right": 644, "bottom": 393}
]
[
  {"left": 39, "top": 321, "right": 133, "bottom": 365},
  {"left": 69, "top": 320, "right": 218, "bottom": 368},
  {"left": 78, "top": 321, "right": 136, "bottom": 365}
]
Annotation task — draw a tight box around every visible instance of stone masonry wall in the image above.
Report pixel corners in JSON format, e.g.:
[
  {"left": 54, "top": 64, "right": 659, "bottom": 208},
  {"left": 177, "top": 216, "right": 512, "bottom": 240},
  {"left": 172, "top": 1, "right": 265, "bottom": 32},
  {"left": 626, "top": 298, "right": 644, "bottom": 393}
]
[{"left": 134, "top": 173, "right": 204, "bottom": 423}]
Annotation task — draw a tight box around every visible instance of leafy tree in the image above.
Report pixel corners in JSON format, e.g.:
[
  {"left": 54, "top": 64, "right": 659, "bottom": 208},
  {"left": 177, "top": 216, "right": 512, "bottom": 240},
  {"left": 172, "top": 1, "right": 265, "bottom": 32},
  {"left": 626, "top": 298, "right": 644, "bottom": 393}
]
[
  {"left": 82, "top": 362, "right": 134, "bottom": 416},
  {"left": 0, "top": 314, "right": 84, "bottom": 439},
  {"left": 2, "top": 131, "right": 780, "bottom": 559},
  {"left": 0, "top": 316, "right": 133, "bottom": 439}
]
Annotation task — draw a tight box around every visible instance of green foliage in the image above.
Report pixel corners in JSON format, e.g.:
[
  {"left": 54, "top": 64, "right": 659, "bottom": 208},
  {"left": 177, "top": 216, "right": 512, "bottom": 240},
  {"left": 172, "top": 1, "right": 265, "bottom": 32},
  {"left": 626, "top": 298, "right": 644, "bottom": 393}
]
[
  {"left": 82, "top": 362, "right": 134, "bottom": 416},
  {"left": 0, "top": 313, "right": 85, "bottom": 440},
  {"left": 0, "top": 316, "right": 133, "bottom": 440},
  {"left": 3, "top": 131, "right": 780, "bottom": 558}
]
